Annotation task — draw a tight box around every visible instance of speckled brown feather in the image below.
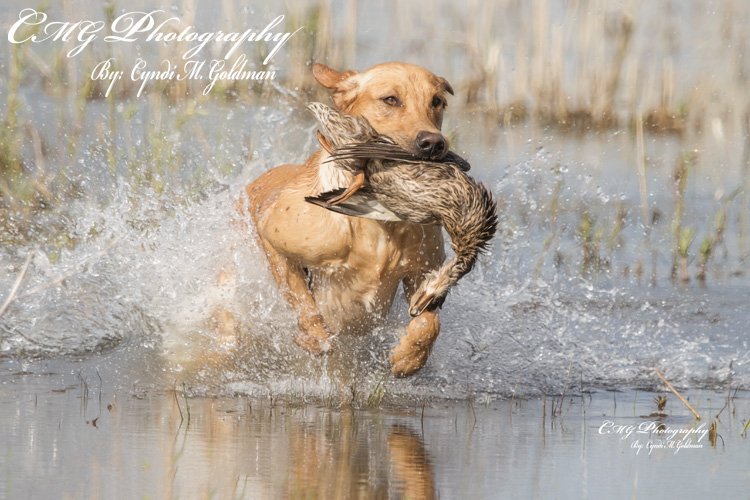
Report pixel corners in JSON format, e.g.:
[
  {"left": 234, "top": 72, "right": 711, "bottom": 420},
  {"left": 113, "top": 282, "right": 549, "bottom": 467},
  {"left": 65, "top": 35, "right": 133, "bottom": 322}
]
[{"left": 305, "top": 102, "right": 498, "bottom": 315}]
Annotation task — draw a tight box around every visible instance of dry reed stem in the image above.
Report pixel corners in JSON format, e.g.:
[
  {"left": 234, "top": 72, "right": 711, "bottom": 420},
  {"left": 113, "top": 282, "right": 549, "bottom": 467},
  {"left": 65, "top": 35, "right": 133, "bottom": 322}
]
[
  {"left": 18, "top": 237, "right": 122, "bottom": 299},
  {"left": 635, "top": 112, "right": 648, "bottom": 227},
  {"left": 654, "top": 368, "right": 701, "bottom": 420}
]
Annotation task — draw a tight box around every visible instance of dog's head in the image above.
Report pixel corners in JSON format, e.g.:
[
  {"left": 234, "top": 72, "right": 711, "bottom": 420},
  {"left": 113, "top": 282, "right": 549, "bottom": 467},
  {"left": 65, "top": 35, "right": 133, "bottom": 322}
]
[{"left": 312, "top": 62, "right": 454, "bottom": 160}]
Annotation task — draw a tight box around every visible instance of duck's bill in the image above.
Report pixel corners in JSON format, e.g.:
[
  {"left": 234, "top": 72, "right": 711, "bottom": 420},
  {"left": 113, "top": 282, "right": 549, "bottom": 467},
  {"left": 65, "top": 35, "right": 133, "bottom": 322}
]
[
  {"left": 305, "top": 189, "right": 405, "bottom": 222},
  {"left": 441, "top": 151, "right": 471, "bottom": 172}
]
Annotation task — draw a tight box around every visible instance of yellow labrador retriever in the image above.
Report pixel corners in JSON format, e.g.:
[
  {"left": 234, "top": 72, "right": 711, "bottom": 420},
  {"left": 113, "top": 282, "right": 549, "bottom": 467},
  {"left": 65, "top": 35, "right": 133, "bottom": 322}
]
[{"left": 243, "top": 62, "right": 454, "bottom": 376}]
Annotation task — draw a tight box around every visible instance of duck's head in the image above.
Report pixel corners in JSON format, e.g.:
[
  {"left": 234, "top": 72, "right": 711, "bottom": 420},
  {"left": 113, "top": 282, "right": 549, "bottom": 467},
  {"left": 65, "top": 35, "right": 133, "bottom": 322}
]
[{"left": 306, "top": 102, "right": 379, "bottom": 150}]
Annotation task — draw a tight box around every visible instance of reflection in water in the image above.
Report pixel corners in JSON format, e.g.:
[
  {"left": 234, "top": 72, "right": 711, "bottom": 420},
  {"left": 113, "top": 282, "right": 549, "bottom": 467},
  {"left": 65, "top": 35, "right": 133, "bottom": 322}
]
[
  {"left": 2, "top": 366, "right": 749, "bottom": 499},
  {"left": 388, "top": 426, "right": 436, "bottom": 500},
  {"left": 286, "top": 416, "right": 434, "bottom": 499},
  {"left": 0, "top": 368, "right": 436, "bottom": 499}
]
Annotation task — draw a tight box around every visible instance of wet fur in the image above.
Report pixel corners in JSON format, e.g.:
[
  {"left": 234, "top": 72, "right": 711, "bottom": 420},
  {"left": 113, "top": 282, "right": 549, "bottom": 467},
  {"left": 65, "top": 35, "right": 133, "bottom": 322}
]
[{"left": 243, "top": 62, "right": 457, "bottom": 377}]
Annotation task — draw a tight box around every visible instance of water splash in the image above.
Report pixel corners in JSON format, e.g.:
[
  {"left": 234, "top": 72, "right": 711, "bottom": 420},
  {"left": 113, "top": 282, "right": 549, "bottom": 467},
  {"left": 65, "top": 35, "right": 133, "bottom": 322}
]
[{"left": 1, "top": 109, "right": 748, "bottom": 400}]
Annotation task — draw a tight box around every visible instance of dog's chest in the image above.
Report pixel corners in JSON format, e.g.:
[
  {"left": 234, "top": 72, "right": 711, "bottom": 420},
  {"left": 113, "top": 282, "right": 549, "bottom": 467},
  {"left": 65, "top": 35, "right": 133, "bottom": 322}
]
[{"left": 317, "top": 158, "right": 353, "bottom": 192}]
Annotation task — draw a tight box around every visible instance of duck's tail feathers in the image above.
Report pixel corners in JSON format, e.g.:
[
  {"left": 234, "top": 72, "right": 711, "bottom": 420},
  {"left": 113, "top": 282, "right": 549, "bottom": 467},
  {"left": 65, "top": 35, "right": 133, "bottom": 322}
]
[
  {"left": 330, "top": 143, "right": 471, "bottom": 171},
  {"left": 330, "top": 142, "right": 416, "bottom": 163}
]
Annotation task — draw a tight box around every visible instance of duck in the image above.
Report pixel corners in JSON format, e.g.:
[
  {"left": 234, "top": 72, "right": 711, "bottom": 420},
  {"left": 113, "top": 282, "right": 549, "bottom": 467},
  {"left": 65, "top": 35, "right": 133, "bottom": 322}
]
[{"left": 304, "top": 102, "right": 498, "bottom": 316}]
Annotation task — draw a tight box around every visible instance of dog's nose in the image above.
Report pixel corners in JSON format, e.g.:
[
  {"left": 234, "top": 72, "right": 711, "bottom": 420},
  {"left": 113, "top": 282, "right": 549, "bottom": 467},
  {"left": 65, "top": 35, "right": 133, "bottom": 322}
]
[{"left": 415, "top": 131, "right": 447, "bottom": 159}]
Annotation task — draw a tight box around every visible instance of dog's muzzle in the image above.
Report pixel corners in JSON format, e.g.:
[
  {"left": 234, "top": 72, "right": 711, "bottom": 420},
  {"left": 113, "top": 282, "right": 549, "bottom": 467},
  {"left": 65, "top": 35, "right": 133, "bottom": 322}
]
[{"left": 415, "top": 131, "right": 448, "bottom": 159}]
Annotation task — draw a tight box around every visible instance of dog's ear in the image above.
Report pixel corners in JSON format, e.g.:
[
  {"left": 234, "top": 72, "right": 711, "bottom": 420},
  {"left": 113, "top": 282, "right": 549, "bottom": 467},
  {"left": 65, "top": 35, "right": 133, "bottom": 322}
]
[
  {"left": 312, "top": 63, "right": 359, "bottom": 111},
  {"left": 437, "top": 76, "right": 454, "bottom": 96},
  {"left": 312, "top": 63, "right": 357, "bottom": 89}
]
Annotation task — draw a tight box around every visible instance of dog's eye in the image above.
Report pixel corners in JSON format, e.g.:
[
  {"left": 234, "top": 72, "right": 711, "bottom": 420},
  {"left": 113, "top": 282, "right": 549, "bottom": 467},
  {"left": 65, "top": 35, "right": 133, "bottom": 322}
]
[
  {"left": 382, "top": 96, "right": 400, "bottom": 107},
  {"left": 431, "top": 96, "right": 445, "bottom": 108}
]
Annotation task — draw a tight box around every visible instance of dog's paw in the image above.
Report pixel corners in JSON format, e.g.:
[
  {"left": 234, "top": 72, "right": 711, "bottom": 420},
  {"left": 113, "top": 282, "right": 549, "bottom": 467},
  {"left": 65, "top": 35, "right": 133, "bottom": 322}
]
[
  {"left": 390, "top": 342, "right": 430, "bottom": 378},
  {"left": 294, "top": 333, "right": 331, "bottom": 355},
  {"left": 296, "top": 314, "right": 332, "bottom": 355},
  {"left": 389, "top": 312, "right": 440, "bottom": 377}
]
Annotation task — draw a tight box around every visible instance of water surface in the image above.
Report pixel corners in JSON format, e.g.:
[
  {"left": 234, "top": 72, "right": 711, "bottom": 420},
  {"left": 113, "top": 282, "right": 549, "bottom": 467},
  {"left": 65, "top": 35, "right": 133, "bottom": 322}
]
[{"left": 2, "top": 359, "right": 748, "bottom": 499}]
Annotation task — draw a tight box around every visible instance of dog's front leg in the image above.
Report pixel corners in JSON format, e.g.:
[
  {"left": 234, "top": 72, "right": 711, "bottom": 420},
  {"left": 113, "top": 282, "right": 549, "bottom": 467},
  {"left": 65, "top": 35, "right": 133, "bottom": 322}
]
[
  {"left": 390, "top": 273, "right": 442, "bottom": 377},
  {"left": 259, "top": 239, "right": 331, "bottom": 354}
]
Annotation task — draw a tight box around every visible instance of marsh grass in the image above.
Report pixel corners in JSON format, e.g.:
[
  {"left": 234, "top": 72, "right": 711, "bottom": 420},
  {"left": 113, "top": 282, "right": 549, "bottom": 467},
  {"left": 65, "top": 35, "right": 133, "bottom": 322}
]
[
  {"left": 708, "top": 420, "right": 719, "bottom": 447},
  {"left": 670, "top": 152, "right": 697, "bottom": 283},
  {"left": 653, "top": 394, "right": 667, "bottom": 415},
  {"left": 0, "top": 36, "right": 75, "bottom": 245},
  {"left": 367, "top": 375, "right": 388, "bottom": 407},
  {"left": 1, "top": 0, "right": 748, "bottom": 288},
  {"left": 8, "top": 1, "right": 748, "bottom": 131},
  {"left": 696, "top": 190, "right": 738, "bottom": 283},
  {"left": 1, "top": 44, "right": 23, "bottom": 183},
  {"left": 456, "top": 1, "right": 734, "bottom": 137}
]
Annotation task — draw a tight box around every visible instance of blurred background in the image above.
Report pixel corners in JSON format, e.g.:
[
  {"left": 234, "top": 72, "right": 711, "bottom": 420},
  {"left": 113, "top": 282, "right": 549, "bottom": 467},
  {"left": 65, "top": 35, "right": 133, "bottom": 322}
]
[{"left": 2, "top": 0, "right": 748, "bottom": 281}]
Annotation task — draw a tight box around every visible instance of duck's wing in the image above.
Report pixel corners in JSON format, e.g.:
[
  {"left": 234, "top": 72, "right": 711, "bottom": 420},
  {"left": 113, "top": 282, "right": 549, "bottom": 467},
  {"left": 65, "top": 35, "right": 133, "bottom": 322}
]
[
  {"left": 305, "top": 188, "right": 404, "bottom": 222},
  {"left": 331, "top": 142, "right": 472, "bottom": 171}
]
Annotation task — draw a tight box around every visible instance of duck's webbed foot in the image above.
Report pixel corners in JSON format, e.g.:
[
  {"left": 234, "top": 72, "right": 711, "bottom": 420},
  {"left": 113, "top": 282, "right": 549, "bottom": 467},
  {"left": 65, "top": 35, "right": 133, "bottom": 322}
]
[
  {"left": 316, "top": 130, "right": 334, "bottom": 154},
  {"left": 327, "top": 169, "right": 365, "bottom": 205}
]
